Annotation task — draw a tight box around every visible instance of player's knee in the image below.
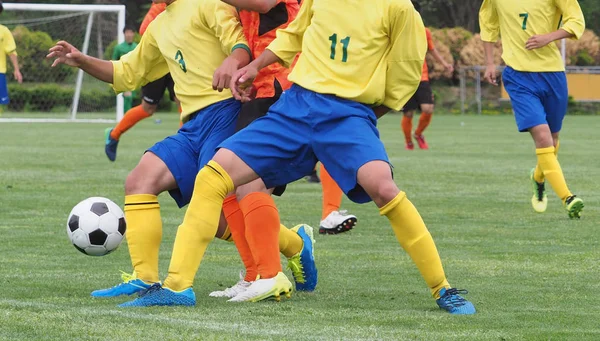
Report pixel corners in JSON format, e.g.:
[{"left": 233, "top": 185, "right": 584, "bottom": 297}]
[
  {"left": 403, "top": 111, "right": 414, "bottom": 119},
  {"left": 421, "top": 105, "right": 434, "bottom": 114},
  {"left": 142, "top": 102, "right": 157, "bottom": 115},
  {"left": 369, "top": 181, "right": 400, "bottom": 208},
  {"left": 124, "top": 169, "right": 160, "bottom": 195}
]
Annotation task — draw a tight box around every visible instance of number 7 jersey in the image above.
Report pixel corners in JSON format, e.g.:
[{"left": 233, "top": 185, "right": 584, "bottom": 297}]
[
  {"left": 479, "top": 0, "right": 585, "bottom": 72},
  {"left": 267, "top": 0, "right": 427, "bottom": 112}
]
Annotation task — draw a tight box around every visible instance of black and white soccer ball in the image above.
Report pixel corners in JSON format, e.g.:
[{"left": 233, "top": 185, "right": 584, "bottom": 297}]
[{"left": 66, "top": 197, "right": 126, "bottom": 256}]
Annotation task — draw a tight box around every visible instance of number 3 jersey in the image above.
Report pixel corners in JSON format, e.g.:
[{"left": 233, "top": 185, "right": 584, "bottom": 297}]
[
  {"left": 479, "top": 0, "right": 585, "bottom": 72},
  {"left": 111, "top": 0, "right": 250, "bottom": 121},
  {"left": 266, "top": 0, "right": 427, "bottom": 112}
]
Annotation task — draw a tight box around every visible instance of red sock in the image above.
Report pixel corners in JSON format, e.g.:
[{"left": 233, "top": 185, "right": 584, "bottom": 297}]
[
  {"left": 415, "top": 112, "right": 432, "bottom": 136},
  {"left": 320, "top": 164, "right": 343, "bottom": 220},
  {"left": 401, "top": 115, "right": 413, "bottom": 143},
  {"left": 222, "top": 195, "right": 257, "bottom": 282},
  {"left": 111, "top": 105, "right": 151, "bottom": 140},
  {"left": 240, "top": 193, "right": 281, "bottom": 279}
]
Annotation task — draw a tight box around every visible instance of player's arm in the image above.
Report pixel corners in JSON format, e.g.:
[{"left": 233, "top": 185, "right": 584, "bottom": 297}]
[
  {"left": 47, "top": 41, "right": 114, "bottom": 83},
  {"left": 429, "top": 47, "right": 453, "bottom": 73},
  {"left": 203, "top": 0, "right": 253, "bottom": 91},
  {"left": 479, "top": 0, "right": 500, "bottom": 85},
  {"left": 526, "top": 0, "right": 585, "bottom": 50},
  {"left": 220, "top": 0, "right": 277, "bottom": 14},
  {"left": 381, "top": 1, "right": 427, "bottom": 112},
  {"left": 4, "top": 30, "right": 22, "bottom": 83},
  {"left": 230, "top": 0, "right": 312, "bottom": 99}
]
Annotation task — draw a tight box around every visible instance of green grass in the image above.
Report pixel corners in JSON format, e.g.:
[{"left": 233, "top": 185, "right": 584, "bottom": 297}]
[{"left": 0, "top": 113, "right": 598, "bottom": 340}]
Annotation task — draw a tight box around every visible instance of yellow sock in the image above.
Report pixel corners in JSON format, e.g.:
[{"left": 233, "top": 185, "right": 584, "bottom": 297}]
[
  {"left": 124, "top": 194, "right": 162, "bottom": 284},
  {"left": 279, "top": 224, "right": 303, "bottom": 258},
  {"left": 380, "top": 192, "right": 449, "bottom": 298},
  {"left": 163, "top": 161, "right": 234, "bottom": 291},
  {"left": 533, "top": 141, "right": 560, "bottom": 183},
  {"left": 536, "top": 146, "right": 572, "bottom": 202}
]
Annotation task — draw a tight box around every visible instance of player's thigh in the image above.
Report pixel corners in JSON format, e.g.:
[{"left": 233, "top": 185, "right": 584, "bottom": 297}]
[
  {"left": 402, "top": 93, "right": 419, "bottom": 114},
  {"left": 356, "top": 160, "right": 398, "bottom": 208},
  {"left": 0, "top": 74, "right": 9, "bottom": 104},
  {"left": 416, "top": 81, "right": 434, "bottom": 113},
  {"left": 502, "top": 67, "right": 547, "bottom": 132},
  {"left": 313, "top": 108, "right": 390, "bottom": 204},
  {"left": 141, "top": 75, "right": 169, "bottom": 106},
  {"left": 125, "top": 151, "right": 177, "bottom": 196},
  {"left": 541, "top": 72, "right": 568, "bottom": 134},
  {"left": 218, "top": 95, "right": 316, "bottom": 190}
]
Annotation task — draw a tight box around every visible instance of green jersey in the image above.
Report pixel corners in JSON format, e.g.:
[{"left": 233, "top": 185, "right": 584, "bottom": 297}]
[{"left": 112, "top": 41, "right": 138, "bottom": 60}]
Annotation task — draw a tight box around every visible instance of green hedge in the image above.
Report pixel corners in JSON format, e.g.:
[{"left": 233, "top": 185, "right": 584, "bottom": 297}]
[{"left": 7, "top": 84, "right": 115, "bottom": 112}]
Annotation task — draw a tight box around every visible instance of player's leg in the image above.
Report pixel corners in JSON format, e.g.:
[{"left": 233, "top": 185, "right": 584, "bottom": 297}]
[
  {"left": 414, "top": 82, "right": 435, "bottom": 150},
  {"left": 119, "top": 98, "right": 244, "bottom": 307},
  {"left": 401, "top": 110, "right": 415, "bottom": 150},
  {"left": 123, "top": 91, "right": 133, "bottom": 113},
  {"left": 401, "top": 90, "right": 419, "bottom": 150},
  {"left": 104, "top": 76, "right": 166, "bottom": 161},
  {"left": 90, "top": 151, "right": 175, "bottom": 297},
  {"left": 319, "top": 164, "right": 358, "bottom": 235},
  {"left": 538, "top": 71, "right": 583, "bottom": 218},
  {"left": 313, "top": 99, "right": 474, "bottom": 315}
]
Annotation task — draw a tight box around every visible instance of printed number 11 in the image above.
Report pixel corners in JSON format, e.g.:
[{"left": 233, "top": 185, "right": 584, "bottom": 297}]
[{"left": 329, "top": 33, "right": 350, "bottom": 62}]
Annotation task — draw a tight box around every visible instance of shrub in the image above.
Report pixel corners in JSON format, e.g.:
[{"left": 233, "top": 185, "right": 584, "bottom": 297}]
[
  {"left": 431, "top": 27, "right": 473, "bottom": 62},
  {"left": 7, "top": 26, "right": 75, "bottom": 83},
  {"left": 6, "top": 83, "right": 115, "bottom": 112},
  {"left": 565, "top": 29, "right": 600, "bottom": 66}
]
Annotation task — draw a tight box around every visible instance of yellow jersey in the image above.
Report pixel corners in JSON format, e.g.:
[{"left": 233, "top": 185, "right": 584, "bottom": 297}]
[
  {"left": 0, "top": 25, "right": 17, "bottom": 74},
  {"left": 267, "top": 0, "right": 426, "bottom": 111},
  {"left": 112, "top": 0, "right": 250, "bottom": 121},
  {"left": 479, "top": 0, "right": 585, "bottom": 72}
]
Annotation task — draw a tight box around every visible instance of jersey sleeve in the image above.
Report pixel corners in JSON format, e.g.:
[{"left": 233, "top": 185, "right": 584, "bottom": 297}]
[
  {"left": 3, "top": 28, "right": 17, "bottom": 55},
  {"left": 266, "top": 0, "right": 312, "bottom": 67},
  {"left": 111, "top": 29, "right": 169, "bottom": 93},
  {"left": 426, "top": 28, "right": 435, "bottom": 51},
  {"left": 555, "top": 0, "right": 585, "bottom": 40},
  {"left": 382, "top": 2, "right": 427, "bottom": 111},
  {"left": 479, "top": 0, "right": 500, "bottom": 43},
  {"left": 202, "top": 0, "right": 250, "bottom": 57}
]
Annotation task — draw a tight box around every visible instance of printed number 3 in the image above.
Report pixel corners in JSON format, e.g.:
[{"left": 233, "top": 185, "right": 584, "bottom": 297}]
[
  {"left": 329, "top": 33, "right": 350, "bottom": 62},
  {"left": 175, "top": 50, "right": 187, "bottom": 73},
  {"left": 519, "top": 13, "right": 529, "bottom": 30}
]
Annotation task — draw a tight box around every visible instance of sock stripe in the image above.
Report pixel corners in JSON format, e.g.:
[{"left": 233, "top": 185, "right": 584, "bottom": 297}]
[
  {"left": 125, "top": 201, "right": 159, "bottom": 207},
  {"left": 206, "top": 164, "right": 225, "bottom": 180}
]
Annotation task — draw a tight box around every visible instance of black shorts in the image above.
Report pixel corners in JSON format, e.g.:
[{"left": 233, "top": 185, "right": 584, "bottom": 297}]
[
  {"left": 403, "top": 81, "right": 434, "bottom": 112},
  {"left": 235, "top": 83, "right": 286, "bottom": 196},
  {"left": 141, "top": 74, "right": 175, "bottom": 105}
]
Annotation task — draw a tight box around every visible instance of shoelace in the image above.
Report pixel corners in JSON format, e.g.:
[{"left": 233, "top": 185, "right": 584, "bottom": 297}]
[
  {"left": 139, "top": 283, "right": 162, "bottom": 297},
  {"left": 337, "top": 210, "right": 348, "bottom": 216},
  {"left": 565, "top": 195, "right": 577, "bottom": 205},
  {"left": 535, "top": 182, "right": 545, "bottom": 202},
  {"left": 287, "top": 255, "right": 305, "bottom": 284},
  {"left": 119, "top": 270, "right": 136, "bottom": 283},
  {"left": 440, "top": 288, "right": 469, "bottom": 306}
]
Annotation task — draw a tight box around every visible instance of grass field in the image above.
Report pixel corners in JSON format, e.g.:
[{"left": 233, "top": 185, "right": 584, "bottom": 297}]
[{"left": 1, "top": 113, "right": 598, "bottom": 341}]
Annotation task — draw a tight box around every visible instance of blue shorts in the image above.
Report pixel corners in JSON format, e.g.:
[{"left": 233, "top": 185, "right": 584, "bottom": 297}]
[
  {"left": 148, "top": 98, "right": 240, "bottom": 207},
  {"left": 220, "top": 85, "right": 390, "bottom": 204},
  {"left": 502, "top": 66, "right": 568, "bottom": 133},
  {"left": 0, "top": 74, "right": 9, "bottom": 104}
]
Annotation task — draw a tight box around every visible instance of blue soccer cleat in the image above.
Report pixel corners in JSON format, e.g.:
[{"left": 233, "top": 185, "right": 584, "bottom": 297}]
[
  {"left": 104, "top": 127, "right": 119, "bottom": 162},
  {"left": 91, "top": 271, "right": 152, "bottom": 298},
  {"left": 436, "top": 288, "right": 476, "bottom": 315},
  {"left": 287, "top": 224, "right": 318, "bottom": 291},
  {"left": 118, "top": 283, "right": 196, "bottom": 307}
]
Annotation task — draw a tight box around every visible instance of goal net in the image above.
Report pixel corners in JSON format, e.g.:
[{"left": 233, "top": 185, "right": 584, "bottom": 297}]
[{"left": 0, "top": 3, "right": 125, "bottom": 123}]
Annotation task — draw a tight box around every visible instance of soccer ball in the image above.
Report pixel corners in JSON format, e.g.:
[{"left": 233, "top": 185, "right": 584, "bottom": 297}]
[{"left": 66, "top": 197, "right": 126, "bottom": 256}]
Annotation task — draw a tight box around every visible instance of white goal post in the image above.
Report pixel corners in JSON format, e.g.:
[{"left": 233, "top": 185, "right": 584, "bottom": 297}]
[{"left": 0, "top": 3, "right": 125, "bottom": 123}]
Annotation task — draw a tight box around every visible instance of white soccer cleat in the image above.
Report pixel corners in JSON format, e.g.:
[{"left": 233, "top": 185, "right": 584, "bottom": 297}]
[
  {"left": 227, "top": 272, "right": 292, "bottom": 302},
  {"left": 209, "top": 272, "right": 252, "bottom": 298},
  {"left": 319, "top": 210, "right": 357, "bottom": 234}
]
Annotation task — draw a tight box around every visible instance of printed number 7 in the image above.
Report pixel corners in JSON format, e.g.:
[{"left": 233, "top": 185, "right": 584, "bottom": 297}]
[{"left": 519, "top": 13, "right": 529, "bottom": 30}]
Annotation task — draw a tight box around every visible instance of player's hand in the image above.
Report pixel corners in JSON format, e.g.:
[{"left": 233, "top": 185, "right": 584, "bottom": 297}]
[
  {"left": 213, "top": 56, "right": 241, "bottom": 92},
  {"left": 444, "top": 63, "right": 454, "bottom": 74},
  {"left": 230, "top": 66, "right": 258, "bottom": 102},
  {"left": 484, "top": 64, "right": 498, "bottom": 86},
  {"left": 13, "top": 70, "right": 23, "bottom": 84},
  {"left": 46, "top": 41, "right": 86, "bottom": 68},
  {"left": 526, "top": 34, "right": 552, "bottom": 50}
]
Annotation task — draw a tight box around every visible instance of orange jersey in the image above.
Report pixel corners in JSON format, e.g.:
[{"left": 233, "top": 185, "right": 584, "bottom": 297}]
[
  {"left": 421, "top": 28, "right": 435, "bottom": 81},
  {"left": 239, "top": 0, "right": 299, "bottom": 98},
  {"left": 140, "top": 3, "right": 167, "bottom": 36}
]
